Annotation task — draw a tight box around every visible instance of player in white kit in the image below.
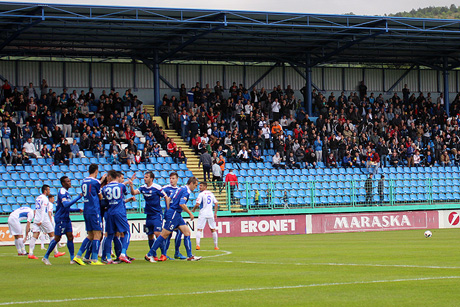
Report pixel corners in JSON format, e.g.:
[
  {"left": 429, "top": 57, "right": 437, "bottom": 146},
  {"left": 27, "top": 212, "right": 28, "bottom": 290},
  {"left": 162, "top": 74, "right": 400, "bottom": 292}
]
[
  {"left": 28, "top": 185, "right": 55, "bottom": 259},
  {"left": 192, "top": 182, "right": 219, "bottom": 250},
  {"left": 7, "top": 206, "right": 34, "bottom": 255},
  {"left": 39, "top": 195, "right": 65, "bottom": 257}
]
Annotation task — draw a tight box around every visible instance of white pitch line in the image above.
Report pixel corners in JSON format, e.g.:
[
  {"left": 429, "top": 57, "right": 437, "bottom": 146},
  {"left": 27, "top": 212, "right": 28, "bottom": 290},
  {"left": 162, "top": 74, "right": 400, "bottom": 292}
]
[
  {"left": 1, "top": 276, "right": 459, "bottom": 305},
  {"left": 205, "top": 259, "right": 460, "bottom": 270},
  {"left": 198, "top": 250, "right": 232, "bottom": 258}
]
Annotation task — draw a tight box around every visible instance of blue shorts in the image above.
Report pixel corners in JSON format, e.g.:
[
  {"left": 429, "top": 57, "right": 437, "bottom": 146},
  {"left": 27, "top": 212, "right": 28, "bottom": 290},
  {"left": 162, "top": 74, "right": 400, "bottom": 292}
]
[
  {"left": 106, "top": 212, "right": 130, "bottom": 234},
  {"left": 163, "top": 209, "right": 186, "bottom": 232},
  {"left": 146, "top": 213, "right": 163, "bottom": 235},
  {"left": 54, "top": 220, "right": 72, "bottom": 236},
  {"left": 84, "top": 213, "right": 102, "bottom": 232}
]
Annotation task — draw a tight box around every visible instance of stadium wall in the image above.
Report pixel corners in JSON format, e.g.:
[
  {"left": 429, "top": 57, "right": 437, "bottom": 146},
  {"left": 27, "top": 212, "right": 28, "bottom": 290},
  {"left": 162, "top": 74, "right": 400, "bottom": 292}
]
[
  {"left": 1, "top": 210, "right": 459, "bottom": 246},
  {"left": 1, "top": 60, "right": 459, "bottom": 105}
]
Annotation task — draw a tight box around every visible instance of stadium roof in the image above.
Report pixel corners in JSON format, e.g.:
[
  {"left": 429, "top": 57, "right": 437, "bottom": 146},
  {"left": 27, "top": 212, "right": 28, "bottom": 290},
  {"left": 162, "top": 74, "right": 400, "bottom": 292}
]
[{"left": 1, "top": 2, "right": 460, "bottom": 70}]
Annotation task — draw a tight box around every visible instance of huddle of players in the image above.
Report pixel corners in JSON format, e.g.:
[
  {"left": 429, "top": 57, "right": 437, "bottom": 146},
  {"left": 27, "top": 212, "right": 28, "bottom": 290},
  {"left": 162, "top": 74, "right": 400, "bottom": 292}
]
[{"left": 9, "top": 162, "right": 219, "bottom": 264}]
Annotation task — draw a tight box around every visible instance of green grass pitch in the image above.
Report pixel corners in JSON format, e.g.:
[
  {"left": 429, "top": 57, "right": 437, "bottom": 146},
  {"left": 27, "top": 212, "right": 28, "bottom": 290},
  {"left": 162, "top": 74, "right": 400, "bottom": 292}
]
[{"left": 1, "top": 229, "right": 460, "bottom": 306}]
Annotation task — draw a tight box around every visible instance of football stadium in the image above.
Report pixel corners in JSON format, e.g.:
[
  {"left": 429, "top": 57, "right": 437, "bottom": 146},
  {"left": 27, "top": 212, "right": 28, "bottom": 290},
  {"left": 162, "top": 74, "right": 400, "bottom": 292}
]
[{"left": 1, "top": 2, "right": 460, "bottom": 305}]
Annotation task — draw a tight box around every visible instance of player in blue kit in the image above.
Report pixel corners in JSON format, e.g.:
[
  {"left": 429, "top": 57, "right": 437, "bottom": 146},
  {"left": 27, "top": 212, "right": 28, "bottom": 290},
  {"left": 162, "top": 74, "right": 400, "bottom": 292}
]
[
  {"left": 102, "top": 170, "right": 131, "bottom": 264},
  {"left": 42, "top": 176, "right": 82, "bottom": 265},
  {"left": 145, "top": 176, "right": 201, "bottom": 262},
  {"left": 74, "top": 164, "right": 106, "bottom": 266},
  {"left": 162, "top": 172, "right": 187, "bottom": 260},
  {"left": 128, "top": 171, "right": 170, "bottom": 253}
]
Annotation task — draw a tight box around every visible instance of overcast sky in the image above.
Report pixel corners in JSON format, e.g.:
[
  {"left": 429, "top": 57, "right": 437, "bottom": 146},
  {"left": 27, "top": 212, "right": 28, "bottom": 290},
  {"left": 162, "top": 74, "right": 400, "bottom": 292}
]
[{"left": 5, "top": 0, "right": 458, "bottom": 16}]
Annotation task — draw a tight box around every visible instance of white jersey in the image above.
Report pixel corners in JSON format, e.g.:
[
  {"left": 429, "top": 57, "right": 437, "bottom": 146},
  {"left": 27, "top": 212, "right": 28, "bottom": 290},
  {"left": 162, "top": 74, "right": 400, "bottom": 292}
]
[
  {"left": 34, "top": 194, "right": 50, "bottom": 224},
  {"left": 195, "top": 190, "right": 218, "bottom": 218},
  {"left": 48, "top": 201, "right": 55, "bottom": 225},
  {"left": 9, "top": 206, "right": 34, "bottom": 222}
]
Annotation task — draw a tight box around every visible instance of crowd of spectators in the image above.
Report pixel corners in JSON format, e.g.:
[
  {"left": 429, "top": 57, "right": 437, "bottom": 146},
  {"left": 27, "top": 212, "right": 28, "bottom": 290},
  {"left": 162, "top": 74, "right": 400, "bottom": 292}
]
[
  {"left": 161, "top": 80, "right": 460, "bottom": 175},
  {"left": 0, "top": 79, "right": 175, "bottom": 167},
  {"left": 3, "top": 77, "right": 460, "bottom": 175}
]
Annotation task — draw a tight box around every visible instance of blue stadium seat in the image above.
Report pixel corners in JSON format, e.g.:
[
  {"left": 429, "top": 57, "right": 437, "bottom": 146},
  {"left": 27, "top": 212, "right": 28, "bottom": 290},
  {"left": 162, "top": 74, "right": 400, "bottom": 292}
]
[
  {"left": 7, "top": 197, "right": 16, "bottom": 205},
  {"left": 17, "top": 197, "right": 26, "bottom": 204},
  {"left": 3, "top": 205, "right": 12, "bottom": 213}
]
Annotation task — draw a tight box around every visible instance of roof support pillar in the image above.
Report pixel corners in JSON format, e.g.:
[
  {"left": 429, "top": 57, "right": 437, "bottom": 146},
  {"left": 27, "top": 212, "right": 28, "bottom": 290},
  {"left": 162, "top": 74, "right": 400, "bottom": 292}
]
[
  {"left": 443, "top": 56, "right": 450, "bottom": 117},
  {"left": 153, "top": 51, "right": 161, "bottom": 116},
  {"left": 306, "top": 53, "right": 312, "bottom": 116}
]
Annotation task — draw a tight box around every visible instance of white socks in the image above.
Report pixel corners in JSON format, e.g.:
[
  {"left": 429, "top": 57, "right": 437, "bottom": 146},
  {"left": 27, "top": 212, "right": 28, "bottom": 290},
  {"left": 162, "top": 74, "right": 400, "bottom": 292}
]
[
  {"left": 212, "top": 232, "right": 218, "bottom": 248},
  {"left": 40, "top": 233, "right": 46, "bottom": 249},
  {"left": 195, "top": 231, "right": 202, "bottom": 247},
  {"left": 20, "top": 239, "right": 26, "bottom": 254},
  {"left": 29, "top": 237, "right": 36, "bottom": 255},
  {"left": 14, "top": 239, "right": 21, "bottom": 253},
  {"left": 195, "top": 231, "right": 218, "bottom": 248}
]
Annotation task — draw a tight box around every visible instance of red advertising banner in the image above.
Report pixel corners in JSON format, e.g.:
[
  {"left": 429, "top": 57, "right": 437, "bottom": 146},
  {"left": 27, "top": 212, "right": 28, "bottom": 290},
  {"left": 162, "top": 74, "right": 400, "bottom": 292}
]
[
  {"left": 203, "top": 215, "right": 307, "bottom": 237},
  {"left": 311, "top": 211, "right": 439, "bottom": 234}
]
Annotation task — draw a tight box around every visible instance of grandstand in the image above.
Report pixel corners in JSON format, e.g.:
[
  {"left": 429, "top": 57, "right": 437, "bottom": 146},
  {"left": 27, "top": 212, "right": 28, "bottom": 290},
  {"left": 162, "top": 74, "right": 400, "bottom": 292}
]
[{"left": 0, "top": 2, "right": 460, "bottom": 220}]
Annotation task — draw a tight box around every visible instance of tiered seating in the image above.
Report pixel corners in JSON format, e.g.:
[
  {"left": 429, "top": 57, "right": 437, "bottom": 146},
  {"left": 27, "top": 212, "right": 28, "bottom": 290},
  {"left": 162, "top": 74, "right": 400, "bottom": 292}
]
[
  {"left": 0, "top": 156, "right": 195, "bottom": 215},
  {"left": 227, "top": 157, "right": 460, "bottom": 208}
]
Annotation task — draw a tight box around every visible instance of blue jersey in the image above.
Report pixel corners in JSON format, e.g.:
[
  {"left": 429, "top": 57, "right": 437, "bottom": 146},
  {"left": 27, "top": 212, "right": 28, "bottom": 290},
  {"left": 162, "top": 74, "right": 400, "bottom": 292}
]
[
  {"left": 101, "top": 182, "right": 127, "bottom": 215},
  {"left": 139, "top": 183, "right": 166, "bottom": 215},
  {"left": 169, "top": 186, "right": 192, "bottom": 213},
  {"left": 55, "top": 187, "right": 82, "bottom": 222},
  {"left": 81, "top": 177, "right": 101, "bottom": 215},
  {"left": 162, "top": 184, "right": 179, "bottom": 198}
]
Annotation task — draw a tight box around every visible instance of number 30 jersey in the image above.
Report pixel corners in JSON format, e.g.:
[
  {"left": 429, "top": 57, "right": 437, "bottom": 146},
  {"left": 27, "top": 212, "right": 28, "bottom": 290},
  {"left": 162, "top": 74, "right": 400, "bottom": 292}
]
[
  {"left": 81, "top": 177, "right": 101, "bottom": 215},
  {"left": 101, "top": 182, "right": 127, "bottom": 215}
]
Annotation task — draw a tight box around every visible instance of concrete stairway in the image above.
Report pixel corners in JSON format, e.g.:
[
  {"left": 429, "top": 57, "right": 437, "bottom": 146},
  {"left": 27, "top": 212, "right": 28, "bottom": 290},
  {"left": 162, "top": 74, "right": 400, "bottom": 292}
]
[{"left": 143, "top": 106, "right": 234, "bottom": 211}]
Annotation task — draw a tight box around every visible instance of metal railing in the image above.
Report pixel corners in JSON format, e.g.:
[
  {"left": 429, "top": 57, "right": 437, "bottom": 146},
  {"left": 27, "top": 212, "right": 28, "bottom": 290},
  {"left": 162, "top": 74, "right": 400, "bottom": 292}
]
[{"left": 228, "top": 177, "right": 460, "bottom": 209}]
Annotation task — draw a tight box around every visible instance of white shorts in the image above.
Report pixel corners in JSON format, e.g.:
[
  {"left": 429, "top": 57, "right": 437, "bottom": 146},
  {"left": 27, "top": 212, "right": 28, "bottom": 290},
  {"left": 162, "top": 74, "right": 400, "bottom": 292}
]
[
  {"left": 196, "top": 217, "right": 216, "bottom": 230},
  {"left": 31, "top": 220, "right": 54, "bottom": 234},
  {"left": 7, "top": 217, "right": 22, "bottom": 236}
]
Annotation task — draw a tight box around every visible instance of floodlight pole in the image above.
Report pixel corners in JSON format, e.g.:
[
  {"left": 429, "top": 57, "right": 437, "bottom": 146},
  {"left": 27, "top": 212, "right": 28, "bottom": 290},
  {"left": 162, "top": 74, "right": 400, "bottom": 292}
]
[
  {"left": 443, "top": 57, "right": 450, "bottom": 117},
  {"left": 306, "top": 53, "right": 312, "bottom": 116},
  {"left": 153, "top": 51, "right": 161, "bottom": 116}
]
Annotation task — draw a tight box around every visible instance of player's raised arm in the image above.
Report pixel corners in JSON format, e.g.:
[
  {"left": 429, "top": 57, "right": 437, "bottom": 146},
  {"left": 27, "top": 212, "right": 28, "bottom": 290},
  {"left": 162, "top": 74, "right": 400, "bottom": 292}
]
[
  {"left": 128, "top": 179, "right": 140, "bottom": 195},
  {"left": 61, "top": 194, "right": 83, "bottom": 208}
]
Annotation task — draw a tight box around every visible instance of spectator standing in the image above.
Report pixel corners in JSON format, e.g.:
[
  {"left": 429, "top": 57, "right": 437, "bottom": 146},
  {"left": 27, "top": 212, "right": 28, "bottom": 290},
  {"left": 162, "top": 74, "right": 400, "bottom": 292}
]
[
  {"left": 198, "top": 151, "right": 212, "bottom": 182},
  {"left": 365, "top": 174, "right": 373, "bottom": 205},
  {"left": 225, "top": 168, "right": 238, "bottom": 204},
  {"left": 314, "top": 136, "right": 323, "bottom": 162},
  {"left": 1, "top": 121, "right": 11, "bottom": 150},
  {"left": 212, "top": 161, "right": 223, "bottom": 193}
]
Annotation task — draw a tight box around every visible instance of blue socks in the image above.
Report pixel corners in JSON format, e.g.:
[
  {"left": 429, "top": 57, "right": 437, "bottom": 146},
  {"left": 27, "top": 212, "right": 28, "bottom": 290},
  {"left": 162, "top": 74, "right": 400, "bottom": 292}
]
[
  {"left": 113, "top": 236, "right": 122, "bottom": 258},
  {"left": 67, "top": 240, "right": 74, "bottom": 260},
  {"left": 77, "top": 238, "right": 91, "bottom": 257},
  {"left": 44, "top": 239, "right": 57, "bottom": 259},
  {"left": 184, "top": 236, "right": 192, "bottom": 258},
  {"left": 148, "top": 239, "right": 154, "bottom": 249},
  {"left": 175, "top": 230, "right": 182, "bottom": 256},
  {"left": 148, "top": 235, "right": 165, "bottom": 257},
  {"left": 91, "top": 240, "right": 100, "bottom": 260},
  {"left": 104, "top": 234, "right": 114, "bottom": 260},
  {"left": 120, "top": 233, "right": 130, "bottom": 255}
]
